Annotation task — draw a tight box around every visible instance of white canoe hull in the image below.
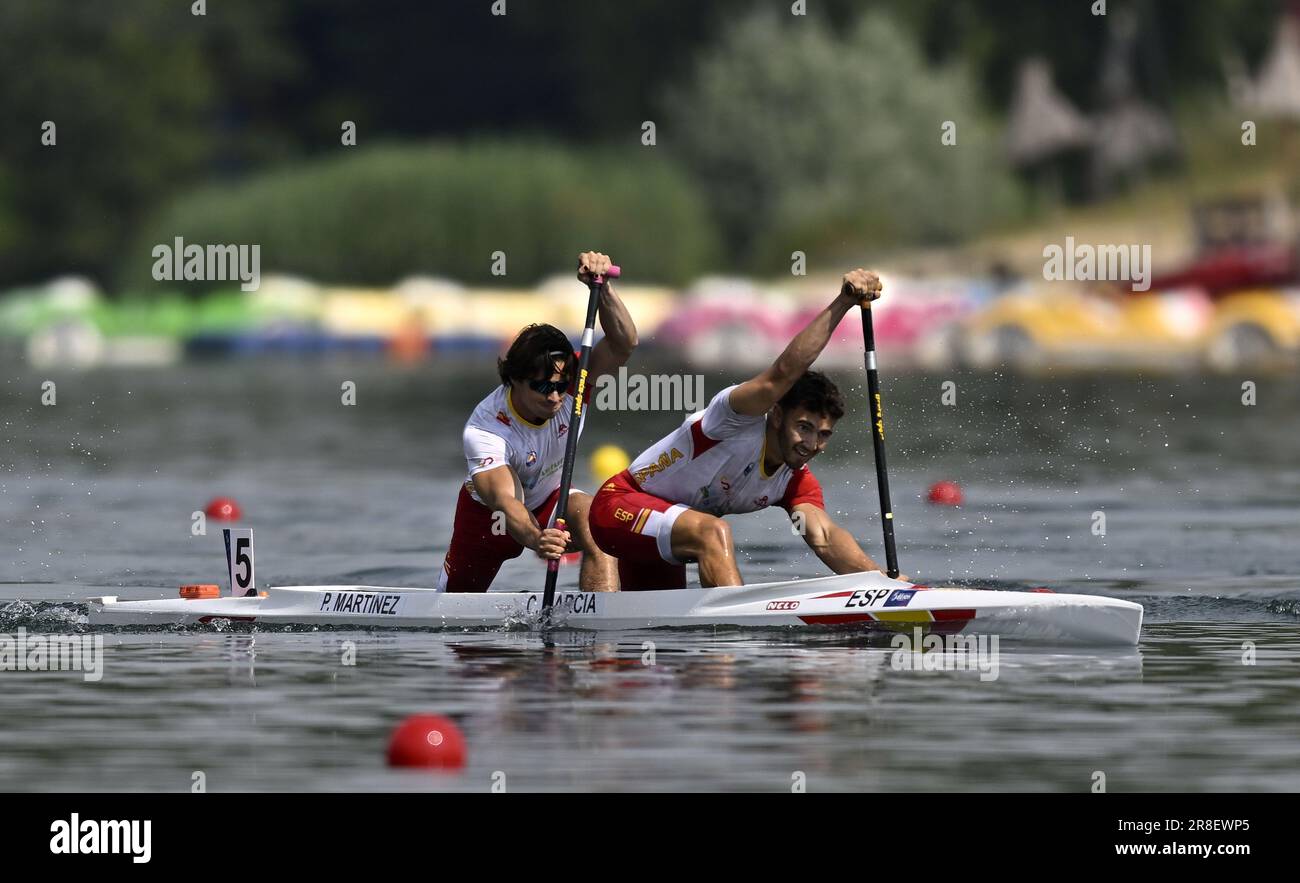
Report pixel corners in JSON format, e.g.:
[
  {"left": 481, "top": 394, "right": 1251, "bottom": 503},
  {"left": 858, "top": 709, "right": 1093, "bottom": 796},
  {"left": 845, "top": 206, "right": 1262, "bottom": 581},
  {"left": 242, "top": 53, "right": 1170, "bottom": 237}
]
[{"left": 88, "top": 571, "right": 1143, "bottom": 646}]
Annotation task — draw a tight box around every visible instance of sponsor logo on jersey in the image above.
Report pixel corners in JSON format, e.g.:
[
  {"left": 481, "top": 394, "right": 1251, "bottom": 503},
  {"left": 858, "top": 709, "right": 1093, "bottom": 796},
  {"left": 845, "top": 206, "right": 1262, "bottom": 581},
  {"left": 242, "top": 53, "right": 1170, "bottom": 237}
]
[
  {"left": 478, "top": 456, "right": 494, "bottom": 468},
  {"left": 526, "top": 450, "right": 538, "bottom": 466},
  {"left": 557, "top": 423, "right": 569, "bottom": 437},
  {"left": 615, "top": 507, "right": 635, "bottom": 522},
  {"left": 753, "top": 495, "right": 768, "bottom": 508},
  {"left": 495, "top": 410, "right": 510, "bottom": 426},
  {"left": 743, "top": 462, "right": 755, "bottom": 476},
  {"left": 632, "top": 447, "right": 685, "bottom": 484}
]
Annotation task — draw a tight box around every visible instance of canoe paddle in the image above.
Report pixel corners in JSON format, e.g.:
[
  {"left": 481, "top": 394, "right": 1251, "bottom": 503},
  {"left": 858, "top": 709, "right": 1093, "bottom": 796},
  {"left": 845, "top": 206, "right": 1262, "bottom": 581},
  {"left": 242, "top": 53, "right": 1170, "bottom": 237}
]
[
  {"left": 540, "top": 262, "right": 621, "bottom": 621},
  {"left": 860, "top": 302, "right": 901, "bottom": 579}
]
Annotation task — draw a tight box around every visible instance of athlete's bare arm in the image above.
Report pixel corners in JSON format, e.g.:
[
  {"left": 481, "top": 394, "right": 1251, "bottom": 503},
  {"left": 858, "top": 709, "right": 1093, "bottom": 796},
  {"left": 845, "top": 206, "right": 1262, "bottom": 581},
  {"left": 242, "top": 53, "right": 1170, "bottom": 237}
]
[
  {"left": 471, "top": 466, "right": 569, "bottom": 559},
  {"left": 792, "top": 503, "right": 884, "bottom": 575},
  {"left": 578, "top": 251, "right": 638, "bottom": 382},
  {"left": 729, "top": 270, "right": 882, "bottom": 417}
]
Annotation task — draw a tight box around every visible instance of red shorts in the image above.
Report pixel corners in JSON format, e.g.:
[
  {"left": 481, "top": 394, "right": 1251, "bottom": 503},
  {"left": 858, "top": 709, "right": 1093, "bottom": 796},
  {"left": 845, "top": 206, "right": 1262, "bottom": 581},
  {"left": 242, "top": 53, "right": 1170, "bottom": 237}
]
[
  {"left": 437, "top": 485, "right": 563, "bottom": 592},
  {"left": 589, "top": 470, "right": 690, "bottom": 591}
]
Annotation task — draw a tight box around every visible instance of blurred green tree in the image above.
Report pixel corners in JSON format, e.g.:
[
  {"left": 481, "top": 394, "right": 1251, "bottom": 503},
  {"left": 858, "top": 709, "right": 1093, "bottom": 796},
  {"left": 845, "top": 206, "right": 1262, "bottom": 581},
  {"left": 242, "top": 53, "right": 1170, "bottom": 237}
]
[
  {"left": 0, "top": 1, "right": 299, "bottom": 288},
  {"left": 665, "top": 11, "right": 1021, "bottom": 267}
]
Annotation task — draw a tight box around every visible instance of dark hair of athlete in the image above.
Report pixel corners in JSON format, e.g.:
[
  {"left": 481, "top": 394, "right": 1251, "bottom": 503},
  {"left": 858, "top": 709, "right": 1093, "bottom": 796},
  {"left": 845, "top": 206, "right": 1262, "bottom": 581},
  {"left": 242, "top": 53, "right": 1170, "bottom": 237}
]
[
  {"left": 498, "top": 324, "right": 577, "bottom": 388},
  {"left": 778, "top": 370, "right": 845, "bottom": 420}
]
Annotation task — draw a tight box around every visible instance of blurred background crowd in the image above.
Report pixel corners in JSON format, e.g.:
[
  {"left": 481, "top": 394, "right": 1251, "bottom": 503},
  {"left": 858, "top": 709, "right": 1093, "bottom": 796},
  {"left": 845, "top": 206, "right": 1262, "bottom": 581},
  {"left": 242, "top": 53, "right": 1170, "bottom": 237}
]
[{"left": 2, "top": 0, "right": 1298, "bottom": 374}]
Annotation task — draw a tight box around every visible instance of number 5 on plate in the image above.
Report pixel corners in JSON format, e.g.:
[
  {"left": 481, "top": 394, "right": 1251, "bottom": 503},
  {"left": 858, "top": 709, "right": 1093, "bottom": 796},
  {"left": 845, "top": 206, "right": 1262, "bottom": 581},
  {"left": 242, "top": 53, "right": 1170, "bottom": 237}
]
[{"left": 224, "top": 528, "right": 255, "bottom": 597}]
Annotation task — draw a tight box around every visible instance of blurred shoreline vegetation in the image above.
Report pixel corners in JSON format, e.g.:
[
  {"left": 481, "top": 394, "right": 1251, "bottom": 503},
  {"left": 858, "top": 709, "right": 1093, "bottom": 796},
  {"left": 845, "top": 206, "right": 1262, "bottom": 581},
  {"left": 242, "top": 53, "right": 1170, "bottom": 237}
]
[
  {"left": 128, "top": 141, "right": 720, "bottom": 290},
  {"left": 0, "top": 0, "right": 1289, "bottom": 295}
]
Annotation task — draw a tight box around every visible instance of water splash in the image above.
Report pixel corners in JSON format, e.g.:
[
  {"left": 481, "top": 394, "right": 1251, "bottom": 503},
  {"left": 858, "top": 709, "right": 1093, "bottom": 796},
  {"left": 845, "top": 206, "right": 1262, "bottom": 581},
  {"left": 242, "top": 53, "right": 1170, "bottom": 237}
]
[{"left": 0, "top": 600, "right": 89, "bottom": 632}]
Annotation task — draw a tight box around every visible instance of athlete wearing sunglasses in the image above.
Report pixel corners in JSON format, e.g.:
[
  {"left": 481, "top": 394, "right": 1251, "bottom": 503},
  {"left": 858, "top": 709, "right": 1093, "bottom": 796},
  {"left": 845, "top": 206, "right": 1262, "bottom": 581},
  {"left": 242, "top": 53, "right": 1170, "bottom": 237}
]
[
  {"left": 437, "top": 251, "right": 638, "bottom": 593},
  {"left": 528, "top": 377, "right": 571, "bottom": 396}
]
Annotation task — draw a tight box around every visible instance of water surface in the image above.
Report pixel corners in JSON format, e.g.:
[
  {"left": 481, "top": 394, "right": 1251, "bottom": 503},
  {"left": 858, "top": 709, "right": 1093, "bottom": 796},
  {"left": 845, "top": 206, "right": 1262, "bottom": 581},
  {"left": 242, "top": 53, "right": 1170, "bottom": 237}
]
[{"left": 2, "top": 360, "right": 1297, "bottom": 791}]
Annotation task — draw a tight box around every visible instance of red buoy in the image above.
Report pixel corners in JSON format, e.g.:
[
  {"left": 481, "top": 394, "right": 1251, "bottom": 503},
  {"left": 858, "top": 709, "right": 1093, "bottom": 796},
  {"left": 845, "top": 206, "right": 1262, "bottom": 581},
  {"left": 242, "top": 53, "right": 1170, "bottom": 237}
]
[
  {"left": 387, "top": 714, "right": 467, "bottom": 770},
  {"left": 204, "top": 497, "right": 242, "bottom": 521},
  {"left": 926, "top": 481, "right": 963, "bottom": 506}
]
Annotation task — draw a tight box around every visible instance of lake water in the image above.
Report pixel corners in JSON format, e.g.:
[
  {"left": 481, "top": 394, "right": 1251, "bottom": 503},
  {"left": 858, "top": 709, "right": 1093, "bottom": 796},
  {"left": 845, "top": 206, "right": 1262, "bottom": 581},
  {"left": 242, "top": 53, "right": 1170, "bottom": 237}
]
[{"left": 2, "top": 358, "right": 1297, "bottom": 791}]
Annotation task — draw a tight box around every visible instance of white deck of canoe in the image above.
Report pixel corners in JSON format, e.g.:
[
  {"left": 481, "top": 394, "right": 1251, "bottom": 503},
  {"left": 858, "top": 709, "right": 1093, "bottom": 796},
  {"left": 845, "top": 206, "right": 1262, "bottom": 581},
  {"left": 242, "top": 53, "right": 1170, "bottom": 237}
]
[{"left": 89, "top": 571, "right": 1144, "bottom": 645}]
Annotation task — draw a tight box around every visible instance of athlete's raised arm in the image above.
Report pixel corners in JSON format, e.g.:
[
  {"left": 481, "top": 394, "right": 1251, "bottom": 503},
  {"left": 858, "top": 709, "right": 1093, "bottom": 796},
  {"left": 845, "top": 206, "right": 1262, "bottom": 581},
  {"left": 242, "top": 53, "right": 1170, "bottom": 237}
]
[
  {"left": 728, "top": 269, "right": 881, "bottom": 417},
  {"left": 578, "top": 251, "right": 638, "bottom": 382}
]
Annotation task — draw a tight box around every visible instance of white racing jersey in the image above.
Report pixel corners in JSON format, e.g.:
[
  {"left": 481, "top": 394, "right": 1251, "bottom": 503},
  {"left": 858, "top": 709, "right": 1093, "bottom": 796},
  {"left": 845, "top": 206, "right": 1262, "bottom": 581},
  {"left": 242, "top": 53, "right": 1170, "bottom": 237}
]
[
  {"left": 626, "top": 385, "right": 824, "bottom": 516},
  {"left": 462, "top": 385, "right": 588, "bottom": 511}
]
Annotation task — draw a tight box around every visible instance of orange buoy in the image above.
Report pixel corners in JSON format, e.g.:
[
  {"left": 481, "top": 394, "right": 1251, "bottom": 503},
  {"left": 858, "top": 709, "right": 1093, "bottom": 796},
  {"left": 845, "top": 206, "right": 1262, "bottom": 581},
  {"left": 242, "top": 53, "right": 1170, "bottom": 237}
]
[
  {"left": 386, "top": 714, "right": 467, "bottom": 770},
  {"left": 204, "top": 497, "right": 242, "bottom": 521},
  {"left": 926, "top": 481, "right": 963, "bottom": 506}
]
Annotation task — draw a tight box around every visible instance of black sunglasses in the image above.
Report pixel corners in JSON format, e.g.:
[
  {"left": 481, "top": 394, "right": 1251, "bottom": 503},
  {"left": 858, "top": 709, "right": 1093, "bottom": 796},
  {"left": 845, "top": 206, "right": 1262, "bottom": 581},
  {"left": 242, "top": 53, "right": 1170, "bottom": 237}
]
[{"left": 528, "top": 378, "right": 570, "bottom": 395}]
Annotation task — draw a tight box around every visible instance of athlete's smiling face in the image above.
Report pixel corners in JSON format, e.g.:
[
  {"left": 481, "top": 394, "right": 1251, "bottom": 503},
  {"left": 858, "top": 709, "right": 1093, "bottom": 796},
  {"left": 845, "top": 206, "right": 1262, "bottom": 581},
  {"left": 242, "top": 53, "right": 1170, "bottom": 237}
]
[
  {"left": 510, "top": 358, "right": 570, "bottom": 424},
  {"left": 770, "top": 405, "right": 837, "bottom": 469}
]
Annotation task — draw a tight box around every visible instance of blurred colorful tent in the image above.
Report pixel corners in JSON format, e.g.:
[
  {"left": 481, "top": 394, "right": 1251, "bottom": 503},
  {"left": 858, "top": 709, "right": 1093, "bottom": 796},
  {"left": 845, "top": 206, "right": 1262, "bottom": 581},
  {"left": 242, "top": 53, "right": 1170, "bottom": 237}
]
[
  {"left": 1004, "top": 58, "right": 1094, "bottom": 204},
  {"left": 1252, "top": 12, "right": 1300, "bottom": 119},
  {"left": 1091, "top": 9, "right": 1179, "bottom": 193},
  {"left": 1004, "top": 58, "right": 1093, "bottom": 167}
]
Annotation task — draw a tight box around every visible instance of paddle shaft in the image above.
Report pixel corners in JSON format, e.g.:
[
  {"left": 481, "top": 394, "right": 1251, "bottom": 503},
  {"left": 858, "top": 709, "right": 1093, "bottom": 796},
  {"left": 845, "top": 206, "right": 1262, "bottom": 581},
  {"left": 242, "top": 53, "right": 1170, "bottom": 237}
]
[
  {"left": 541, "top": 270, "right": 615, "bottom": 615},
  {"left": 860, "top": 304, "right": 900, "bottom": 578}
]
